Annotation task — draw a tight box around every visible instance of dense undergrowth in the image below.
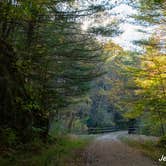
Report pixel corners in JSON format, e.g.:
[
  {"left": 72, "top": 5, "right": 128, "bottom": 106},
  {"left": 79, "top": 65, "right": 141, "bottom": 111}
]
[{"left": 0, "top": 135, "right": 89, "bottom": 166}]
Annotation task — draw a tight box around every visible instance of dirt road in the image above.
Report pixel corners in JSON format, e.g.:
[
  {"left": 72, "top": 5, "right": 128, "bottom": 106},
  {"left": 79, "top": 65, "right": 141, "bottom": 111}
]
[{"left": 80, "top": 131, "right": 158, "bottom": 166}]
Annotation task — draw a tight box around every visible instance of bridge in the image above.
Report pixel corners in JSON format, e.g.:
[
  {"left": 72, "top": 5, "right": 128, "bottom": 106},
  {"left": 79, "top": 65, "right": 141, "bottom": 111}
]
[
  {"left": 87, "top": 126, "right": 138, "bottom": 134},
  {"left": 88, "top": 126, "right": 120, "bottom": 134}
]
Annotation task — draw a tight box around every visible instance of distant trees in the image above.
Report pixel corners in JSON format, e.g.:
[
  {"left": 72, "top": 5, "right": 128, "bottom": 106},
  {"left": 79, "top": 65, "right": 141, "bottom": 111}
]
[
  {"left": 99, "top": 39, "right": 166, "bottom": 136},
  {"left": 84, "top": 42, "right": 129, "bottom": 129},
  {"left": 105, "top": 39, "right": 166, "bottom": 136}
]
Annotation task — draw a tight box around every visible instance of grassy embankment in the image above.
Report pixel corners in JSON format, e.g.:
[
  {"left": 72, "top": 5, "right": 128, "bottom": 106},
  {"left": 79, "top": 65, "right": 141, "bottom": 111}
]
[
  {"left": 120, "top": 135, "right": 166, "bottom": 166},
  {"left": 0, "top": 135, "right": 90, "bottom": 166}
]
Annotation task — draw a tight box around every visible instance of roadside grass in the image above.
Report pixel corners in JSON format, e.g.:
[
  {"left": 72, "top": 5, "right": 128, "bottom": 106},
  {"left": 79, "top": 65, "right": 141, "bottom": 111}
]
[
  {"left": 120, "top": 135, "right": 166, "bottom": 166},
  {"left": 0, "top": 135, "right": 90, "bottom": 166}
]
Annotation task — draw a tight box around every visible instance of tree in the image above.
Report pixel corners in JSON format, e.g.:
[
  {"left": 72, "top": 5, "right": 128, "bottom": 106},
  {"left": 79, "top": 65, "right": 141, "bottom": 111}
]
[
  {"left": 0, "top": 0, "right": 105, "bottom": 143},
  {"left": 133, "top": 40, "right": 166, "bottom": 135}
]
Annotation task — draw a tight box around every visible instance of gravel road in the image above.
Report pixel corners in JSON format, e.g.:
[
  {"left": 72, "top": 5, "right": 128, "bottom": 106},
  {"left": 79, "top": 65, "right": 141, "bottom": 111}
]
[{"left": 80, "top": 131, "right": 158, "bottom": 166}]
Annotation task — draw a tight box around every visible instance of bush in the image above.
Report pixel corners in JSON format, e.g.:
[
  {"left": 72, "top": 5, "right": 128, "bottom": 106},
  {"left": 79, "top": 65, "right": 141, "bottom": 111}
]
[
  {"left": 157, "top": 135, "right": 166, "bottom": 148},
  {"left": 0, "top": 128, "right": 17, "bottom": 147}
]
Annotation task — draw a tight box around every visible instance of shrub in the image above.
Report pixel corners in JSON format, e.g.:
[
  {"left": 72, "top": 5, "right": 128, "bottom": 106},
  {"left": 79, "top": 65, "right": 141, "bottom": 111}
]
[
  {"left": 157, "top": 135, "right": 166, "bottom": 148},
  {"left": 0, "top": 128, "right": 17, "bottom": 147}
]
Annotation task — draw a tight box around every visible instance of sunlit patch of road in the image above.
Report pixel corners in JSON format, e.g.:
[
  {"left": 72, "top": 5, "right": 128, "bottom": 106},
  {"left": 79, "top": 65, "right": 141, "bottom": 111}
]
[{"left": 96, "top": 131, "right": 127, "bottom": 141}]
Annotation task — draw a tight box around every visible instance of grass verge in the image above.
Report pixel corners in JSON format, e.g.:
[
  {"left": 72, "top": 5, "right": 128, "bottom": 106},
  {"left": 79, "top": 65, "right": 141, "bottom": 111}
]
[
  {"left": 0, "top": 135, "right": 90, "bottom": 166},
  {"left": 120, "top": 135, "right": 166, "bottom": 166}
]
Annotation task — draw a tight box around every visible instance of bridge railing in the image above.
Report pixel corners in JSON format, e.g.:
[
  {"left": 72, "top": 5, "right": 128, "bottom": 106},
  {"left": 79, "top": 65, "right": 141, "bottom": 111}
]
[{"left": 87, "top": 126, "right": 120, "bottom": 134}]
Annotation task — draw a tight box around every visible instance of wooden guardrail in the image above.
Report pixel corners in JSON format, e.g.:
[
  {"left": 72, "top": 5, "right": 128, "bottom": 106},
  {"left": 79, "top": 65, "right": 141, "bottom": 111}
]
[{"left": 88, "top": 126, "right": 119, "bottom": 134}]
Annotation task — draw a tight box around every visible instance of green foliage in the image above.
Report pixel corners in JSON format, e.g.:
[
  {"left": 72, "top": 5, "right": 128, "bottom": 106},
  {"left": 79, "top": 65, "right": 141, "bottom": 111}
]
[
  {"left": 0, "top": 0, "right": 105, "bottom": 144},
  {"left": 104, "top": 39, "right": 166, "bottom": 136},
  {"left": 0, "top": 135, "right": 89, "bottom": 166},
  {"left": 131, "top": 42, "right": 166, "bottom": 135},
  {"left": 88, "top": 22, "right": 122, "bottom": 37},
  {"left": 0, "top": 128, "right": 17, "bottom": 147},
  {"left": 49, "top": 120, "right": 68, "bottom": 136},
  {"left": 124, "top": 0, "right": 166, "bottom": 136},
  {"left": 158, "top": 135, "right": 166, "bottom": 148}
]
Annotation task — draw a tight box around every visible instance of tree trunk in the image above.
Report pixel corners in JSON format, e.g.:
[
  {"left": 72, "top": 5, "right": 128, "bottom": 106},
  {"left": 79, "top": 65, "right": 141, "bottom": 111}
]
[{"left": 67, "top": 113, "right": 75, "bottom": 132}]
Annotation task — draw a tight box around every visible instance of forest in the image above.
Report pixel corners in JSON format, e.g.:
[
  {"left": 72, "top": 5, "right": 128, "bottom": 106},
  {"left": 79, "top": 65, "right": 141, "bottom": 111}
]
[{"left": 0, "top": 0, "right": 166, "bottom": 166}]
